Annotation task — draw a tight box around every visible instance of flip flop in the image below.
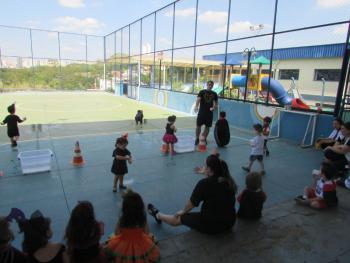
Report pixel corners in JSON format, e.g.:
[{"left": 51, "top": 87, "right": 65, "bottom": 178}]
[{"left": 147, "top": 204, "right": 161, "bottom": 224}]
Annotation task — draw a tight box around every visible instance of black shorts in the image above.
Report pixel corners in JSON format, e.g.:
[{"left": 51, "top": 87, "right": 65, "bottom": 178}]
[
  {"left": 250, "top": 155, "right": 263, "bottom": 161},
  {"left": 324, "top": 149, "right": 348, "bottom": 169},
  {"left": 180, "top": 212, "right": 235, "bottom": 234},
  {"left": 196, "top": 113, "right": 213, "bottom": 128}
]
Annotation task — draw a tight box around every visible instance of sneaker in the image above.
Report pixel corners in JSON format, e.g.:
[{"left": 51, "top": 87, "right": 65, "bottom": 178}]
[
  {"left": 242, "top": 166, "right": 250, "bottom": 172},
  {"left": 294, "top": 195, "right": 307, "bottom": 205},
  {"left": 195, "top": 138, "right": 199, "bottom": 145},
  {"left": 295, "top": 195, "right": 306, "bottom": 201},
  {"left": 147, "top": 204, "right": 162, "bottom": 224},
  {"left": 119, "top": 185, "right": 127, "bottom": 190},
  {"left": 112, "top": 187, "right": 117, "bottom": 193}
]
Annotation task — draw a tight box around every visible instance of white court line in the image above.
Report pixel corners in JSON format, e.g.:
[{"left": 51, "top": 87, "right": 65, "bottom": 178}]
[
  {"left": 0, "top": 126, "right": 195, "bottom": 150},
  {"left": 0, "top": 128, "right": 252, "bottom": 151}
]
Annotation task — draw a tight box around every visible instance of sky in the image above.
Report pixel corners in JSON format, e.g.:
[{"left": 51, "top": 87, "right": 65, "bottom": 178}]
[
  {"left": 0, "top": 0, "right": 174, "bottom": 35},
  {"left": 0, "top": 0, "right": 349, "bottom": 61}
]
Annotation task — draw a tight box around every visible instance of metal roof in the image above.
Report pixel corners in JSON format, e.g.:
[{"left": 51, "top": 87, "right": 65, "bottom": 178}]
[{"left": 203, "top": 43, "right": 347, "bottom": 63}]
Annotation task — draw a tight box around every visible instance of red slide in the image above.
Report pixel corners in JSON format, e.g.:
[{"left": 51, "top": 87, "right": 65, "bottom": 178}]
[{"left": 291, "top": 98, "right": 310, "bottom": 110}]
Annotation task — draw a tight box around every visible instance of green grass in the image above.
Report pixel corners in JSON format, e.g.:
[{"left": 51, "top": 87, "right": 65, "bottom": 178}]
[{"left": 0, "top": 91, "right": 187, "bottom": 125}]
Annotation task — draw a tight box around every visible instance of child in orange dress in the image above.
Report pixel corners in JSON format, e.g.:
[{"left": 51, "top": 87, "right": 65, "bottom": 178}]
[{"left": 105, "top": 190, "right": 160, "bottom": 263}]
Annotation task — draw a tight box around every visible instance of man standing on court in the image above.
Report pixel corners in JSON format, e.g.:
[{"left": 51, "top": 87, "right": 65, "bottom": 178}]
[{"left": 194, "top": 80, "right": 218, "bottom": 145}]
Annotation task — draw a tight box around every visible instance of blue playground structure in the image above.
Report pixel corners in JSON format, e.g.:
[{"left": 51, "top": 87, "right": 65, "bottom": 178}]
[{"left": 231, "top": 76, "right": 310, "bottom": 109}]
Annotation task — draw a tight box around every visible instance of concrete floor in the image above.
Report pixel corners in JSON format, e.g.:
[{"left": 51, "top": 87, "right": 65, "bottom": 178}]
[{"left": 1, "top": 117, "right": 342, "bottom": 262}]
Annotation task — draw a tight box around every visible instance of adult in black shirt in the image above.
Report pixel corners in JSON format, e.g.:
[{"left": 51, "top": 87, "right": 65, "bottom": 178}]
[
  {"left": 194, "top": 80, "right": 218, "bottom": 145},
  {"left": 324, "top": 122, "right": 350, "bottom": 170},
  {"left": 147, "top": 154, "right": 237, "bottom": 234}
]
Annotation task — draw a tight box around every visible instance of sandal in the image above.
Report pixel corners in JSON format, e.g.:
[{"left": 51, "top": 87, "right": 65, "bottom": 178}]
[{"left": 147, "top": 204, "right": 161, "bottom": 224}]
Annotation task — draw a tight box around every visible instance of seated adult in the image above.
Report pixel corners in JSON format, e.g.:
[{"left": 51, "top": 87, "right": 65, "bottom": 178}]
[
  {"left": 148, "top": 154, "right": 237, "bottom": 234},
  {"left": 0, "top": 217, "right": 27, "bottom": 263},
  {"left": 316, "top": 118, "right": 343, "bottom": 149},
  {"left": 65, "top": 201, "right": 107, "bottom": 263},
  {"left": 18, "top": 210, "right": 68, "bottom": 263},
  {"left": 324, "top": 121, "right": 350, "bottom": 171}
]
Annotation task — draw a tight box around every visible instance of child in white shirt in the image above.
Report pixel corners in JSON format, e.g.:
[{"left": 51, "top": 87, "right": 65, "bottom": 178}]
[{"left": 242, "top": 124, "right": 265, "bottom": 175}]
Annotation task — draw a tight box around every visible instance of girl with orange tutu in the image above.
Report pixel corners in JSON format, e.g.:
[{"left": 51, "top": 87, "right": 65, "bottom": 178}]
[
  {"left": 105, "top": 190, "right": 160, "bottom": 263},
  {"left": 162, "top": 115, "right": 177, "bottom": 155}
]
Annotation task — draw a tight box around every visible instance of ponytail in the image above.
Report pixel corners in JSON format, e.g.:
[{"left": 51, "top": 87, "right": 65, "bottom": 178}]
[
  {"left": 206, "top": 154, "right": 237, "bottom": 193},
  {"left": 220, "top": 160, "right": 238, "bottom": 193}
]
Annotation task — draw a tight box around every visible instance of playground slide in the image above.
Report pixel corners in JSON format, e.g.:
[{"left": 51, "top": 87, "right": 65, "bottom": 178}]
[{"left": 231, "top": 76, "right": 310, "bottom": 110}]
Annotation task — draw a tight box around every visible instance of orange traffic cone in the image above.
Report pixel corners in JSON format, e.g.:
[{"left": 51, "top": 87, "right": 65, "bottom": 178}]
[
  {"left": 160, "top": 143, "right": 169, "bottom": 153},
  {"left": 197, "top": 135, "right": 207, "bottom": 152},
  {"left": 72, "top": 141, "right": 84, "bottom": 167}
]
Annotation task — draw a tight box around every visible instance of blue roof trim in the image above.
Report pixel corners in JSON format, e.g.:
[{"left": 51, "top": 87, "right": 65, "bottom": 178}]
[{"left": 203, "top": 43, "right": 347, "bottom": 62}]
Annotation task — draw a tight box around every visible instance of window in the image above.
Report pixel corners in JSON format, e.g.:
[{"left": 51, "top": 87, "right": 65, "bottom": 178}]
[
  {"left": 278, "top": 69, "right": 299, "bottom": 80},
  {"left": 314, "top": 69, "right": 341, "bottom": 81},
  {"left": 261, "top": 69, "right": 274, "bottom": 78}
]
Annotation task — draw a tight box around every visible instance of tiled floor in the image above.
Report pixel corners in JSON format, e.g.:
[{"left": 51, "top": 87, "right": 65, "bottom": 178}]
[{"left": 0, "top": 118, "right": 324, "bottom": 249}]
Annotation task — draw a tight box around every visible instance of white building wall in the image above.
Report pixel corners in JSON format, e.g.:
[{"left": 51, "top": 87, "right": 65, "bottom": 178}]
[{"left": 269, "top": 57, "right": 342, "bottom": 98}]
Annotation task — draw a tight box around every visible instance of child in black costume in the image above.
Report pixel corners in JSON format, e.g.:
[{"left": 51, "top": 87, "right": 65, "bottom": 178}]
[
  {"left": 135, "top": 110, "right": 144, "bottom": 127},
  {"left": 214, "top": 111, "right": 230, "bottom": 147},
  {"left": 237, "top": 172, "right": 267, "bottom": 220},
  {"left": 111, "top": 136, "right": 132, "bottom": 192},
  {"left": 162, "top": 115, "right": 177, "bottom": 155},
  {"left": 1, "top": 103, "right": 26, "bottom": 147}
]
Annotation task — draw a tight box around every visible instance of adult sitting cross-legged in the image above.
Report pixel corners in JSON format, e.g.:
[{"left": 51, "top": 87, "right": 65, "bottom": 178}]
[
  {"left": 147, "top": 154, "right": 237, "bottom": 234},
  {"left": 324, "top": 121, "right": 350, "bottom": 172}
]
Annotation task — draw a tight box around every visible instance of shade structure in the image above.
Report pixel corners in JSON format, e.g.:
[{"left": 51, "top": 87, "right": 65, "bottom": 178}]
[{"left": 250, "top": 55, "right": 271, "bottom": 65}]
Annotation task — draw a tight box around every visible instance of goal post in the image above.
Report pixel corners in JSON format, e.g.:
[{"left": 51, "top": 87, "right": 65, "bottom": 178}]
[{"left": 268, "top": 108, "right": 318, "bottom": 148}]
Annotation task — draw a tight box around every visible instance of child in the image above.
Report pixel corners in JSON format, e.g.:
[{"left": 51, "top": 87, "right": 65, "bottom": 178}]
[
  {"left": 105, "top": 190, "right": 160, "bottom": 263},
  {"left": 237, "top": 172, "right": 267, "bottom": 220},
  {"left": 295, "top": 162, "right": 338, "bottom": 209},
  {"left": 1, "top": 103, "right": 26, "bottom": 148},
  {"left": 18, "top": 210, "right": 68, "bottom": 263},
  {"left": 162, "top": 115, "right": 177, "bottom": 155},
  {"left": 111, "top": 136, "right": 132, "bottom": 192},
  {"left": 0, "top": 217, "right": 27, "bottom": 263},
  {"left": 262, "top": 116, "right": 272, "bottom": 156},
  {"left": 242, "top": 124, "right": 265, "bottom": 175},
  {"left": 135, "top": 110, "right": 144, "bottom": 127},
  {"left": 214, "top": 111, "right": 230, "bottom": 147},
  {"left": 65, "top": 201, "right": 106, "bottom": 262}
]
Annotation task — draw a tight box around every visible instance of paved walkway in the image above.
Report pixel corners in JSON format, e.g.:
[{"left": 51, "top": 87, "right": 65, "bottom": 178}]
[{"left": 159, "top": 188, "right": 350, "bottom": 263}]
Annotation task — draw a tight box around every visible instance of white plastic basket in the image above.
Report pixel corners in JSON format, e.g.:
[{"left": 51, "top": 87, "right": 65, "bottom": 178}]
[
  {"left": 18, "top": 149, "right": 53, "bottom": 174},
  {"left": 174, "top": 135, "right": 195, "bottom": 153}
]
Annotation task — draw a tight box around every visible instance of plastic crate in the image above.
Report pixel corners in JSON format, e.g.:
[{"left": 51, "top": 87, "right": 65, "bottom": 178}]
[
  {"left": 174, "top": 135, "right": 195, "bottom": 153},
  {"left": 17, "top": 149, "right": 53, "bottom": 174}
]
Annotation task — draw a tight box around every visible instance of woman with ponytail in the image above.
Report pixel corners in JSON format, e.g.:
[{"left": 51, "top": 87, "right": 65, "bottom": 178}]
[{"left": 147, "top": 154, "right": 237, "bottom": 234}]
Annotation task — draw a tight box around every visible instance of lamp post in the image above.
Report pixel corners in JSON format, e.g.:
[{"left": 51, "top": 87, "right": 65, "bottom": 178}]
[
  {"left": 249, "top": 24, "right": 264, "bottom": 36},
  {"left": 242, "top": 47, "right": 256, "bottom": 101},
  {"left": 157, "top": 51, "right": 163, "bottom": 90}
]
